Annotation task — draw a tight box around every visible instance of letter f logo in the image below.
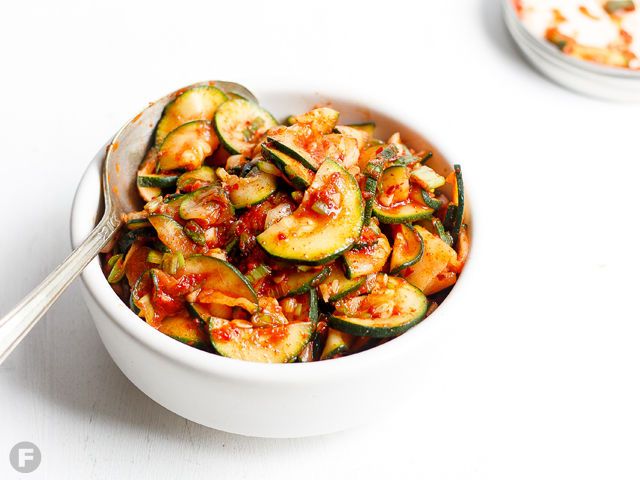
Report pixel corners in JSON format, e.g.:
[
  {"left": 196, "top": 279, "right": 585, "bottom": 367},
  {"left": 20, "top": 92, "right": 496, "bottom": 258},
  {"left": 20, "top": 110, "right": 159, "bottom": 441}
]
[{"left": 18, "top": 448, "right": 34, "bottom": 468}]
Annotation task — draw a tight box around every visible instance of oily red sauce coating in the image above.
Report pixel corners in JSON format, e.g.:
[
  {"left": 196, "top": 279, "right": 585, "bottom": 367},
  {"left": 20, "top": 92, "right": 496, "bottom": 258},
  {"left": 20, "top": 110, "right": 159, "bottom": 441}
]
[{"left": 211, "top": 323, "right": 288, "bottom": 346}]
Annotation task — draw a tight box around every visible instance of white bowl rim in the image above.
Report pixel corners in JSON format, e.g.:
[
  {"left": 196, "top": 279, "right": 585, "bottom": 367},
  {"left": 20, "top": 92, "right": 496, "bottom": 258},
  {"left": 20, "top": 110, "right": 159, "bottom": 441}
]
[
  {"left": 501, "top": 0, "right": 640, "bottom": 80},
  {"left": 70, "top": 86, "right": 475, "bottom": 384}
]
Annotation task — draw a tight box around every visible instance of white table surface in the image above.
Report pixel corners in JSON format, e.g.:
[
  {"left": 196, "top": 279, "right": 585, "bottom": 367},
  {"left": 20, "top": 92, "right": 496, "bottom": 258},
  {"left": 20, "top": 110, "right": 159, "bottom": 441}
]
[{"left": 1, "top": 0, "right": 639, "bottom": 478}]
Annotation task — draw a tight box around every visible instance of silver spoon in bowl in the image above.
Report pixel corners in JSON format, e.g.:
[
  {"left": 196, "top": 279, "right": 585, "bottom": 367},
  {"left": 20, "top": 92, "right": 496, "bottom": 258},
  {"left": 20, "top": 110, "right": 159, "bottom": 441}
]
[{"left": 0, "top": 81, "right": 257, "bottom": 364}]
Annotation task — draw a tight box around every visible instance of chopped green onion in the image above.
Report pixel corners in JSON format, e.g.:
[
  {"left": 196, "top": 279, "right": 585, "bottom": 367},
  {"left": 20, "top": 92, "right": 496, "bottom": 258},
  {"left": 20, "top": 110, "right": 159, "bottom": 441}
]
[
  {"left": 225, "top": 237, "right": 238, "bottom": 253},
  {"left": 161, "top": 253, "right": 183, "bottom": 275},
  {"left": 146, "top": 249, "right": 164, "bottom": 264},
  {"left": 107, "top": 254, "right": 126, "bottom": 283},
  {"left": 246, "top": 264, "right": 271, "bottom": 284}
]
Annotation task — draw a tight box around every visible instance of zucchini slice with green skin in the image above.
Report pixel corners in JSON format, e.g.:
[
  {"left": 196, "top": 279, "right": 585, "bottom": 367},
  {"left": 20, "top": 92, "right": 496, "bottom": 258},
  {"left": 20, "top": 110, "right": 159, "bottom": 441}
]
[
  {"left": 182, "top": 255, "right": 258, "bottom": 305},
  {"left": 451, "top": 164, "right": 464, "bottom": 247},
  {"left": 362, "top": 176, "right": 377, "bottom": 225},
  {"left": 213, "top": 98, "right": 277, "bottom": 156},
  {"left": 267, "top": 125, "right": 323, "bottom": 171},
  {"left": 228, "top": 169, "right": 278, "bottom": 209},
  {"left": 318, "top": 265, "right": 366, "bottom": 303},
  {"left": 389, "top": 224, "right": 424, "bottom": 275},
  {"left": 431, "top": 218, "right": 453, "bottom": 246},
  {"left": 137, "top": 173, "right": 179, "bottom": 189},
  {"left": 187, "top": 302, "right": 233, "bottom": 326},
  {"left": 158, "top": 315, "right": 212, "bottom": 351},
  {"left": 148, "top": 214, "right": 200, "bottom": 255},
  {"left": 256, "top": 160, "right": 364, "bottom": 265},
  {"left": 209, "top": 318, "right": 314, "bottom": 363},
  {"left": 158, "top": 120, "right": 219, "bottom": 172},
  {"left": 421, "top": 190, "right": 442, "bottom": 210},
  {"left": 343, "top": 232, "right": 391, "bottom": 279},
  {"left": 137, "top": 148, "right": 161, "bottom": 201},
  {"left": 320, "top": 328, "right": 353, "bottom": 360},
  {"left": 333, "top": 125, "right": 370, "bottom": 151},
  {"left": 155, "top": 85, "right": 228, "bottom": 148},
  {"left": 177, "top": 166, "right": 217, "bottom": 192},
  {"left": 126, "top": 218, "right": 152, "bottom": 230},
  {"left": 373, "top": 200, "right": 434, "bottom": 224},
  {"left": 261, "top": 143, "right": 314, "bottom": 190},
  {"left": 329, "top": 276, "right": 428, "bottom": 338},
  {"left": 272, "top": 266, "right": 330, "bottom": 298},
  {"left": 179, "top": 185, "right": 234, "bottom": 224}
]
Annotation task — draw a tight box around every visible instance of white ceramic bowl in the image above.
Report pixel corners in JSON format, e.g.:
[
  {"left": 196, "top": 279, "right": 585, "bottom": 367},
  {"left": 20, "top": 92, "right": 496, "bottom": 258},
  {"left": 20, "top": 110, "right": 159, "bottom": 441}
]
[
  {"left": 502, "top": 0, "right": 640, "bottom": 101},
  {"left": 70, "top": 88, "right": 473, "bottom": 438}
]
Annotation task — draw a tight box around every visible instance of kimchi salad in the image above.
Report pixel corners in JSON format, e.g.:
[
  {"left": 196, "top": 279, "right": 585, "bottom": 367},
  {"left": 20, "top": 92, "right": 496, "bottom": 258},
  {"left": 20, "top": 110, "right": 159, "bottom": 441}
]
[
  {"left": 514, "top": 0, "right": 640, "bottom": 69},
  {"left": 103, "top": 85, "right": 469, "bottom": 363}
]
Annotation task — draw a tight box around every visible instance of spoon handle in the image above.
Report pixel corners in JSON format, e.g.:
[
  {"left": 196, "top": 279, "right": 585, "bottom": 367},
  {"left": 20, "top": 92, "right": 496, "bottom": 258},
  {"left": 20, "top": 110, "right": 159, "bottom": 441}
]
[{"left": 0, "top": 213, "right": 120, "bottom": 364}]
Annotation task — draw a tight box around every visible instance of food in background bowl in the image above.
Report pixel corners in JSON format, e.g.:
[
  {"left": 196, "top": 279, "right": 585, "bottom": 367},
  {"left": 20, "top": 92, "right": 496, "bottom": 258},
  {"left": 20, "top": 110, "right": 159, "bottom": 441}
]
[
  {"left": 103, "top": 85, "right": 469, "bottom": 363},
  {"left": 514, "top": 0, "right": 640, "bottom": 69}
]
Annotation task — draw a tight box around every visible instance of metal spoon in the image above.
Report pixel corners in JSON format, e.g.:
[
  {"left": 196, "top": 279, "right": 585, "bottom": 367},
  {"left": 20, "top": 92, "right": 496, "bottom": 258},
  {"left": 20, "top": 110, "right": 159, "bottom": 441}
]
[{"left": 0, "top": 80, "right": 257, "bottom": 364}]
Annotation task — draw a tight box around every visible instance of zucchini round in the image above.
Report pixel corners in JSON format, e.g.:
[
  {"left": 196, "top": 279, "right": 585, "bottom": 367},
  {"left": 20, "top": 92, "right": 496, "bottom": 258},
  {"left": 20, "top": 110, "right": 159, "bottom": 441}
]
[
  {"left": 157, "top": 120, "right": 219, "bottom": 172},
  {"left": 137, "top": 173, "right": 178, "bottom": 189},
  {"left": 318, "top": 265, "right": 366, "bottom": 303},
  {"left": 256, "top": 160, "right": 364, "bottom": 265},
  {"left": 177, "top": 166, "right": 217, "bottom": 191},
  {"left": 137, "top": 148, "right": 161, "bottom": 201},
  {"left": 209, "top": 318, "right": 314, "bottom": 363},
  {"left": 267, "top": 125, "right": 324, "bottom": 171},
  {"left": 280, "top": 289, "right": 319, "bottom": 325},
  {"left": 372, "top": 200, "right": 434, "bottom": 224},
  {"left": 389, "top": 224, "right": 424, "bottom": 275},
  {"left": 155, "top": 85, "right": 227, "bottom": 147},
  {"left": 289, "top": 107, "right": 339, "bottom": 134},
  {"left": 158, "top": 315, "right": 211, "bottom": 351},
  {"left": 320, "top": 328, "right": 353, "bottom": 360},
  {"left": 343, "top": 231, "right": 391, "bottom": 279},
  {"left": 261, "top": 142, "right": 314, "bottom": 190},
  {"left": 329, "top": 276, "right": 428, "bottom": 338},
  {"left": 182, "top": 255, "right": 258, "bottom": 305},
  {"left": 213, "top": 98, "right": 277, "bottom": 155},
  {"left": 272, "top": 266, "right": 330, "bottom": 298},
  {"left": 228, "top": 169, "right": 278, "bottom": 208}
]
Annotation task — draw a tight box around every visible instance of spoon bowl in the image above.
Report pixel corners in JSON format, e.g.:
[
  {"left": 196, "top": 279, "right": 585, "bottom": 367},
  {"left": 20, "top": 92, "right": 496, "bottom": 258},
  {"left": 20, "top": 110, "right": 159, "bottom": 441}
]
[{"left": 0, "top": 80, "right": 257, "bottom": 364}]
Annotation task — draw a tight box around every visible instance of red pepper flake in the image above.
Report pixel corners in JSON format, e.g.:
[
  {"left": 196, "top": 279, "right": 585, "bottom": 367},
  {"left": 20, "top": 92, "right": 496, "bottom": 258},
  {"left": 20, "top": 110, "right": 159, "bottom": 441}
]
[{"left": 277, "top": 233, "right": 287, "bottom": 240}]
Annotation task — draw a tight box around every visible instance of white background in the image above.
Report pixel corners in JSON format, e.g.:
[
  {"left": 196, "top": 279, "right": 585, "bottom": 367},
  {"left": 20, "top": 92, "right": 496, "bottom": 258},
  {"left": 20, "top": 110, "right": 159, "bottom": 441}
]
[{"left": 1, "top": 0, "right": 639, "bottom": 478}]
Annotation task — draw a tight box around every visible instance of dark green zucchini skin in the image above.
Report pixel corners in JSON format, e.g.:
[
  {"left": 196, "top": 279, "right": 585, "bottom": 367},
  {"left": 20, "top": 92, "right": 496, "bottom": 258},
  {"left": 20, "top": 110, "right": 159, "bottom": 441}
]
[{"left": 261, "top": 143, "right": 314, "bottom": 189}]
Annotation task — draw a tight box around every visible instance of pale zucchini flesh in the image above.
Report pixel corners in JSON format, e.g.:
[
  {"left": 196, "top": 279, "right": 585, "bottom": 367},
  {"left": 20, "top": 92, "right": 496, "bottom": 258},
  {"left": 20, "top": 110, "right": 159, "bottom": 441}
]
[{"left": 214, "top": 98, "right": 277, "bottom": 156}]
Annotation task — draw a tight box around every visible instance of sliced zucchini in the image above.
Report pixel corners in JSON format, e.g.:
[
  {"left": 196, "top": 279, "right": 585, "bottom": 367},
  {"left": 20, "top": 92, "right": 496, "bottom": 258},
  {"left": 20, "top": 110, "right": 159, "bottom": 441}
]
[
  {"left": 362, "top": 176, "right": 377, "bottom": 225},
  {"left": 257, "top": 160, "right": 364, "bottom": 265},
  {"left": 346, "top": 121, "right": 376, "bottom": 137},
  {"left": 126, "top": 217, "right": 151, "bottom": 230},
  {"left": 227, "top": 168, "right": 278, "bottom": 208},
  {"left": 137, "top": 173, "right": 178, "bottom": 189},
  {"left": 343, "top": 231, "right": 391, "bottom": 279},
  {"left": 209, "top": 318, "right": 314, "bottom": 363},
  {"left": 157, "top": 120, "right": 219, "bottom": 171},
  {"left": 451, "top": 164, "right": 465, "bottom": 247},
  {"left": 148, "top": 214, "right": 200, "bottom": 255},
  {"left": 187, "top": 302, "right": 233, "bottom": 325},
  {"left": 179, "top": 185, "right": 234, "bottom": 225},
  {"left": 318, "top": 264, "right": 366, "bottom": 303},
  {"left": 289, "top": 107, "right": 339, "bottom": 134},
  {"left": 320, "top": 328, "right": 353, "bottom": 360},
  {"left": 389, "top": 224, "right": 424, "bottom": 275},
  {"left": 373, "top": 200, "right": 434, "bottom": 224},
  {"left": 158, "top": 315, "right": 211, "bottom": 351},
  {"left": 272, "top": 266, "right": 330, "bottom": 298},
  {"left": 155, "top": 85, "right": 227, "bottom": 147},
  {"left": 410, "top": 164, "right": 445, "bottom": 191},
  {"left": 182, "top": 255, "right": 258, "bottom": 305},
  {"left": 421, "top": 190, "right": 442, "bottom": 210},
  {"left": 177, "top": 166, "right": 216, "bottom": 191},
  {"left": 137, "top": 148, "right": 161, "bottom": 201},
  {"left": 324, "top": 134, "right": 360, "bottom": 169},
  {"left": 431, "top": 218, "right": 453, "bottom": 246},
  {"left": 330, "top": 276, "right": 428, "bottom": 338},
  {"left": 261, "top": 142, "right": 314, "bottom": 190},
  {"left": 213, "top": 98, "right": 277, "bottom": 156},
  {"left": 267, "top": 124, "right": 324, "bottom": 171}
]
